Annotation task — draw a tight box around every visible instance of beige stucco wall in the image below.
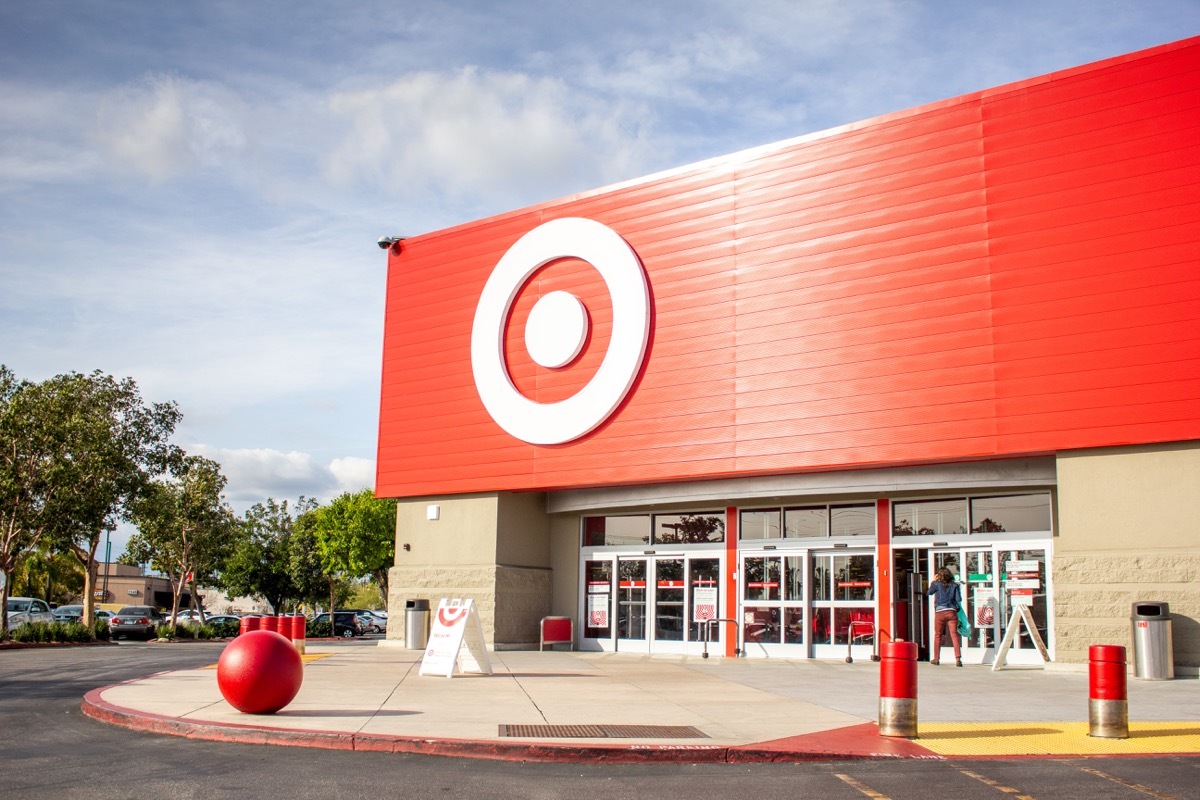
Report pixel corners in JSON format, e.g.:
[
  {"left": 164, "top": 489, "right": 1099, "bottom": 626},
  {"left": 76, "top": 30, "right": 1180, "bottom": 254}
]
[
  {"left": 1055, "top": 441, "right": 1200, "bottom": 670},
  {"left": 386, "top": 492, "right": 554, "bottom": 648},
  {"left": 549, "top": 512, "right": 582, "bottom": 620}
]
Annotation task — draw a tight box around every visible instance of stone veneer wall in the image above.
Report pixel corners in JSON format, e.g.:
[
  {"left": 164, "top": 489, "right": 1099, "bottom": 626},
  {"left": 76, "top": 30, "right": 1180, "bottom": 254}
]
[
  {"left": 387, "top": 565, "right": 497, "bottom": 645},
  {"left": 1054, "top": 442, "right": 1200, "bottom": 673},
  {"left": 494, "top": 565, "right": 552, "bottom": 648},
  {"left": 386, "top": 564, "right": 551, "bottom": 649},
  {"left": 1053, "top": 551, "right": 1200, "bottom": 669}
]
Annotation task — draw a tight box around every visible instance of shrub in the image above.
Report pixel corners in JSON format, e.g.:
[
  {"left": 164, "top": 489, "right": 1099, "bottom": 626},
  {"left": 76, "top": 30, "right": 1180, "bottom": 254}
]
[
  {"left": 207, "top": 619, "right": 240, "bottom": 638},
  {"left": 9, "top": 621, "right": 97, "bottom": 644},
  {"left": 93, "top": 618, "right": 110, "bottom": 641},
  {"left": 307, "top": 620, "right": 331, "bottom": 638}
]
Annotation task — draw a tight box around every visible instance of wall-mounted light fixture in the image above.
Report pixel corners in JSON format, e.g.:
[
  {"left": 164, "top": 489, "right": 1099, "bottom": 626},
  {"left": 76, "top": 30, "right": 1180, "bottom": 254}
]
[
  {"left": 377, "top": 235, "right": 407, "bottom": 251},
  {"left": 402, "top": 543, "right": 411, "bottom": 552}
]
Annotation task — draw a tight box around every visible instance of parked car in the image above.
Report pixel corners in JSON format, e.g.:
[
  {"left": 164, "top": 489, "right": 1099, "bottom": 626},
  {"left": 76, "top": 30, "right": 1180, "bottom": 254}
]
[
  {"left": 53, "top": 605, "right": 115, "bottom": 626},
  {"left": 355, "top": 612, "right": 387, "bottom": 634},
  {"left": 310, "top": 611, "right": 362, "bottom": 638},
  {"left": 203, "top": 614, "right": 243, "bottom": 636},
  {"left": 172, "top": 609, "right": 205, "bottom": 625},
  {"left": 360, "top": 609, "right": 388, "bottom": 633},
  {"left": 6, "top": 597, "right": 55, "bottom": 630},
  {"left": 53, "top": 604, "right": 85, "bottom": 623},
  {"left": 110, "top": 606, "right": 165, "bottom": 640}
]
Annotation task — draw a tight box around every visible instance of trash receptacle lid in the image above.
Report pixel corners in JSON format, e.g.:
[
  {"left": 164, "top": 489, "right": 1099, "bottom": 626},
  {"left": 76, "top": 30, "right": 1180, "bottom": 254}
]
[
  {"left": 1132, "top": 601, "right": 1170, "bottom": 619},
  {"left": 405, "top": 598, "right": 430, "bottom": 611}
]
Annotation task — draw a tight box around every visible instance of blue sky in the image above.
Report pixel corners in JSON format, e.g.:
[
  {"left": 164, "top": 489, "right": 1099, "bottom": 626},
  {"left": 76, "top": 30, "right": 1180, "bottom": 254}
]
[{"left": 2, "top": 1, "right": 1197, "bottom": 556}]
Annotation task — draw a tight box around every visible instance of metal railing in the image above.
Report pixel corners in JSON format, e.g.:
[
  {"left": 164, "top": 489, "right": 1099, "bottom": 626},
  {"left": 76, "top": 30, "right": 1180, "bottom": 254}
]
[{"left": 701, "top": 618, "right": 742, "bottom": 658}]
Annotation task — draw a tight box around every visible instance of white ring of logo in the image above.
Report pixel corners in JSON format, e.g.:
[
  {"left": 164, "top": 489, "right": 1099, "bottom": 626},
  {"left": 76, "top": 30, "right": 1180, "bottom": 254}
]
[{"left": 470, "top": 217, "right": 650, "bottom": 445}]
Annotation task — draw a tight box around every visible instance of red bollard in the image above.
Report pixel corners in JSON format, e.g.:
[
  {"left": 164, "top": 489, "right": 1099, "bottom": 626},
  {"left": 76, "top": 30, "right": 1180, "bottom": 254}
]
[
  {"left": 261, "top": 615, "right": 278, "bottom": 635},
  {"left": 239, "top": 616, "right": 260, "bottom": 635},
  {"left": 1089, "top": 644, "right": 1128, "bottom": 738},
  {"left": 290, "top": 614, "right": 307, "bottom": 655},
  {"left": 879, "top": 640, "right": 918, "bottom": 738}
]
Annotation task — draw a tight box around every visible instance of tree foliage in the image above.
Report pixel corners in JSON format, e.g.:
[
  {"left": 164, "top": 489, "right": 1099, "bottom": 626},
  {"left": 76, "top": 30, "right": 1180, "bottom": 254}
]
[
  {"left": 309, "top": 488, "right": 396, "bottom": 596},
  {"left": 127, "top": 454, "right": 237, "bottom": 628},
  {"left": 222, "top": 497, "right": 318, "bottom": 613},
  {"left": 1, "top": 366, "right": 179, "bottom": 635}
]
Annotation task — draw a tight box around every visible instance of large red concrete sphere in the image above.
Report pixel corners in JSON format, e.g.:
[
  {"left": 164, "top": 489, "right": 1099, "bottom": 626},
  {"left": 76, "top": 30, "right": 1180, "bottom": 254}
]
[{"left": 216, "top": 629, "right": 304, "bottom": 714}]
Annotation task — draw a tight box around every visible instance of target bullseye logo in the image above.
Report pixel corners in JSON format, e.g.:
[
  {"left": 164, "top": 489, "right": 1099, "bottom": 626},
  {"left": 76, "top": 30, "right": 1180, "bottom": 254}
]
[{"left": 470, "top": 217, "right": 650, "bottom": 445}]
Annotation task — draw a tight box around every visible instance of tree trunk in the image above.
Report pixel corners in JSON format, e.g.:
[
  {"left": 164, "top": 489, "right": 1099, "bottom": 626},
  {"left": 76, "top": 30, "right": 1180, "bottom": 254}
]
[{"left": 169, "top": 572, "right": 183, "bottom": 631}]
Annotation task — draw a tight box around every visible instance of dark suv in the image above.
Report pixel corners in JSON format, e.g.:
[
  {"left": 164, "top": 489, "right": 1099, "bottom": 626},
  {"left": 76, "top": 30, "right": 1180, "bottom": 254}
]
[{"left": 311, "top": 611, "right": 362, "bottom": 638}]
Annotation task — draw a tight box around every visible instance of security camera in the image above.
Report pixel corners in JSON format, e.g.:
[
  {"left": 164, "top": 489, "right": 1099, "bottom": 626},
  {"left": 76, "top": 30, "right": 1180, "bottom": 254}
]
[{"left": 377, "top": 235, "right": 406, "bottom": 250}]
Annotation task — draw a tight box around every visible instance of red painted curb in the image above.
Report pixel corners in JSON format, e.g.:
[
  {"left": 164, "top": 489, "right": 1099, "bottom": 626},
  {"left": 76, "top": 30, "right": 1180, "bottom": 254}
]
[
  {"left": 79, "top": 682, "right": 1199, "bottom": 764},
  {"left": 80, "top": 684, "right": 945, "bottom": 764}
]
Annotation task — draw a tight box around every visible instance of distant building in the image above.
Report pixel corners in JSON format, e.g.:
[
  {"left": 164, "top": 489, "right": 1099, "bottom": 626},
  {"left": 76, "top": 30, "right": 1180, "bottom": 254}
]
[{"left": 93, "top": 563, "right": 189, "bottom": 611}]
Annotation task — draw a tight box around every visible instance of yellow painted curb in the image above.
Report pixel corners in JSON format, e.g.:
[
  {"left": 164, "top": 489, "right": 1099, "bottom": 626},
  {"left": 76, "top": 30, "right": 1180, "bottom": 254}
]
[{"left": 915, "top": 721, "right": 1200, "bottom": 757}]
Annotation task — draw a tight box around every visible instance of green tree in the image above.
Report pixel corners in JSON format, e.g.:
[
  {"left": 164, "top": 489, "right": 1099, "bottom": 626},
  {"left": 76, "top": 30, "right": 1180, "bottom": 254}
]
[
  {"left": 310, "top": 488, "right": 397, "bottom": 598},
  {"left": 0, "top": 367, "right": 178, "bottom": 636},
  {"left": 222, "top": 497, "right": 316, "bottom": 612},
  {"left": 127, "top": 454, "right": 237, "bottom": 629},
  {"left": 288, "top": 508, "right": 333, "bottom": 610},
  {"left": 40, "top": 371, "right": 180, "bottom": 626},
  {"left": 11, "top": 543, "right": 84, "bottom": 606}
]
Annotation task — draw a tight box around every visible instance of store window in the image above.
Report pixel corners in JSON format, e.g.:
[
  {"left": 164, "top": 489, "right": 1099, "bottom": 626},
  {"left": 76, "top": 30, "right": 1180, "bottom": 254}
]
[
  {"left": 653, "top": 513, "right": 725, "bottom": 544},
  {"left": 742, "top": 504, "right": 874, "bottom": 539},
  {"left": 893, "top": 494, "right": 1052, "bottom": 537},
  {"left": 830, "top": 505, "right": 875, "bottom": 536},
  {"left": 971, "top": 494, "right": 1052, "bottom": 533},
  {"left": 740, "top": 509, "right": 781, "bottom": 540},
  {"left": 583, "top": 512, "right": 724, "bottom": 546},
  {"left": 784, "top": 506, "right": 827, "bottom": 537},
  {"left": 583, "top": 515, "right": 650, "bottom": 546},
  {"left": 893, "top": 498, "right": 968, "bottom": 536}
]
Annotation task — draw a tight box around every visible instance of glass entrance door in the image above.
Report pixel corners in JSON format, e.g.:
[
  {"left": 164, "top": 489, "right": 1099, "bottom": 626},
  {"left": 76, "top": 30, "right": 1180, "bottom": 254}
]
[
  {"left": 929, "top": 549, "right": 994, "bottom": 665},
  {"left": 582, "top": 554, "right": 724, "bottom": 653},
  {"left": 811, "top": 551, "right": 876, "bottom": 660},
  {"left": 927, "top": 546, "right": 1050, "bottom": 665},
  {"left": 616, "top": 558, "right": 648, "bottom": 652}
]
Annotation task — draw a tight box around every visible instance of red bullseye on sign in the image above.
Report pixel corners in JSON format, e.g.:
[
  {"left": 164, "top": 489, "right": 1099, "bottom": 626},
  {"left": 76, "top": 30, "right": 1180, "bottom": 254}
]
[
  {"left": 437, "top": 606, "right": 469, "bottom": 627},
  {"left": 470, "top": 217, "right": 650, "bottom": 445}
]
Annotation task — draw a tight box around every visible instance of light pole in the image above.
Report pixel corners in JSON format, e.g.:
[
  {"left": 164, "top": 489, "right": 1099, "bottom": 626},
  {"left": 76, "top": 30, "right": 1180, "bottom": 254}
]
[{"left": 101, "top": 531, "right": 111, "bottom": 602}]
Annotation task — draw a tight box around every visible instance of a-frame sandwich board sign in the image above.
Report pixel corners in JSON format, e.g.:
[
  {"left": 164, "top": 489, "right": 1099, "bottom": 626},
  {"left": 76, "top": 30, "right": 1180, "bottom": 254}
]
[{"left": 419, "top": 598, "right": 493, "bottom": 678}]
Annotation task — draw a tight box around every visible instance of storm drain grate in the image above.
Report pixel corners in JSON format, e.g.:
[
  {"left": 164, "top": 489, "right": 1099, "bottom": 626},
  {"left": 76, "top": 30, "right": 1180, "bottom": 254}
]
[{"left": 499, "top": 724, "right": 708, "bottom": 739}]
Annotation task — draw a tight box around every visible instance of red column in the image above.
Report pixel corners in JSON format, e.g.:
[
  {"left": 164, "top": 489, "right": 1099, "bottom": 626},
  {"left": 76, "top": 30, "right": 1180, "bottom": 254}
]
[
  {"left": 1089, "top": 644, "right": 1128, "bottom": 738},
  {"left": 879, "top": 640, "right": 918, "bottom": 738},
  {"left": 724, "top": 506, "right": 739, "bottom": 658},
  {"left": 875, "top": 498, "right": 893, "bottom": 646}
]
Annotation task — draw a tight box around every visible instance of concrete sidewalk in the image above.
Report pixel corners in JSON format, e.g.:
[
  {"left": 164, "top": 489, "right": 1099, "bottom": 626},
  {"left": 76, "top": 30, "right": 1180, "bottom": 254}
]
[{"left": 82, "top": 643, "right": 1200, "bottom": 763}]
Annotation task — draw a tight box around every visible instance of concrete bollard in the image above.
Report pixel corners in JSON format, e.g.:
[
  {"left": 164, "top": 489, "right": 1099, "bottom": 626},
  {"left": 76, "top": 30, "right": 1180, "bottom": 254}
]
[
  {"left": 879, "top": 640, "right": 918, "bottom": 738},
  {"left": 239, "top": 616, "right": 260, "bottom": 636},
  {"left": 1088, "top": 644, "right": 1129, "bottom": 738},
  {"left": 261, "top": 615, "right": 278, "bottom": 635},
  {"left": 290, "top": 614, "right": 307, "bottom": 655}
]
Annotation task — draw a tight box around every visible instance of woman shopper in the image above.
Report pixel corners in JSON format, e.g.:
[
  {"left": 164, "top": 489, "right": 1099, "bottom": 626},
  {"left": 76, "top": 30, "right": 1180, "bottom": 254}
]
[{"left": 927, "top": 567, "right": 963, "bottom": 666}]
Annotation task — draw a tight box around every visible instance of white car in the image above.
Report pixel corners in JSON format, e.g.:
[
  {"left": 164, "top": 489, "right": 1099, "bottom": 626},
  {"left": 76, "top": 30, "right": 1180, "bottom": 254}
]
[{"left": 6, "top": 597, "right": 56, "bottom": 630}]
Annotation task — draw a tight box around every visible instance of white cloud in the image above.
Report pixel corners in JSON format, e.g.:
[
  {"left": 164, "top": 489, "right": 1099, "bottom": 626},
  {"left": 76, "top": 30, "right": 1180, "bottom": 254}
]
[
  {"left": 322, "top": 67, "right": 658, "bottom": 206},
  {"left": 194, "top": 445, "right": 376, "bottom": 509},
  {"left": 94, "top": 74, "right": 250, "bottom": 183}
]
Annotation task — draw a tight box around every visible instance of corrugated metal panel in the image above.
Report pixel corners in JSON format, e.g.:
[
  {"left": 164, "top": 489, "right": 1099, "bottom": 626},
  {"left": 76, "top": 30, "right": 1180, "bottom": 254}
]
[{"left": 377, "top": 36, "right": 1200, "bottom": 498}]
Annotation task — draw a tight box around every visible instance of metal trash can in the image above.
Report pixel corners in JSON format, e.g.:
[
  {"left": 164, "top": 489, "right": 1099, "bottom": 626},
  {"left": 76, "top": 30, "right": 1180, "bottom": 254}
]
[
  {"left": 404, "top": 599, "right": 431, "bottom": 650},
  {"left": 1130, "top": 601, "right": 1174, "bottom": 680}
]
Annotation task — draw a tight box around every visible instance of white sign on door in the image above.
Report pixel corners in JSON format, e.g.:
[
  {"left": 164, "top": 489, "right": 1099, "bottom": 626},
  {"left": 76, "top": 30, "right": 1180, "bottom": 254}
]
[
  {"left": 587, "top": 593, "right": 609, "bottom": 628},
  {"left": 692, "top": 586, "right": 718, "bottom": 622}
]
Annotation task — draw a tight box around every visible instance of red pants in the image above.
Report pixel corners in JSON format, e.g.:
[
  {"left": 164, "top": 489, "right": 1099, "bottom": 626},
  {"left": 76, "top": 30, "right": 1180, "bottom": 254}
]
[{"left": 932, "top": 609, "right": 961, "bottom": 660}]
